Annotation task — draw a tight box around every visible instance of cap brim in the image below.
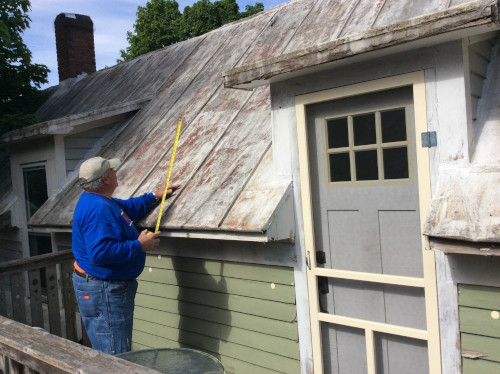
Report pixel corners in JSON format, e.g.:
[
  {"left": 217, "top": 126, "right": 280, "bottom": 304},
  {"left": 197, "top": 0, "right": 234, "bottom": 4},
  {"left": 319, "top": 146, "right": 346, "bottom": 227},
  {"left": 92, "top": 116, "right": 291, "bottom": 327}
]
[{"left": 108, "top": 158, "right": 121, "bottom": 169}]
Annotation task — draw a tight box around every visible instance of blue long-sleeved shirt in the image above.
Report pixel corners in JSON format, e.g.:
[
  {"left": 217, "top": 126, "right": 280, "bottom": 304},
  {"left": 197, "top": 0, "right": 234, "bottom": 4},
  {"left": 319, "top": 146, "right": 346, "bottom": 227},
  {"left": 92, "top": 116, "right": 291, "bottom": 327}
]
[{"left": 72, "top": 191, "right": 157, "bottom": 280}]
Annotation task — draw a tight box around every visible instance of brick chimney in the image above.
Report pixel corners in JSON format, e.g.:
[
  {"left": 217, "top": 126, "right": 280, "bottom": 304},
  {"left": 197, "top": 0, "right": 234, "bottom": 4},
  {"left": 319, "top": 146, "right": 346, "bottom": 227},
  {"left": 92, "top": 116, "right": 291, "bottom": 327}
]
[{"left": 54, "top": 13, "right": 96, "bottom": 82}]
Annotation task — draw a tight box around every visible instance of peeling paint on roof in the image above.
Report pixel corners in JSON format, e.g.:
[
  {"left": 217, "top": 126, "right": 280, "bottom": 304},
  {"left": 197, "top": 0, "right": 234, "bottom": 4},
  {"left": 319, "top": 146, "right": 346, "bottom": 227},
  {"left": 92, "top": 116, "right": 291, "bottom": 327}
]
[
  {"left": 23, "top": 0, "right": 499, "bottom": 238},
  {"left": 28, "top": 9, "right": 287, "bottom": 236},
  {"left": 224, "top": 0, "right": 500, "bottom": 89}
]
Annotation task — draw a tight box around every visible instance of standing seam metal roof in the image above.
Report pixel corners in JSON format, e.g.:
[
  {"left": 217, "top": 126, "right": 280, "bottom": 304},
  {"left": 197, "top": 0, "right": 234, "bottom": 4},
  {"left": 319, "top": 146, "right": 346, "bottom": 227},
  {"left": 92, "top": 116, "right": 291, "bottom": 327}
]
[{"left": 28, "top": 0, "right": 479, "bottom": 234}]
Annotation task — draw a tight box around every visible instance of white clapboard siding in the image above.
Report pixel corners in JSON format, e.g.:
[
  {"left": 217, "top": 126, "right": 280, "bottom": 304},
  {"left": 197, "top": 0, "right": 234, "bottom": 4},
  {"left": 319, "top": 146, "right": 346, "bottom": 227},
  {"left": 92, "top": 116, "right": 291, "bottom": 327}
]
[
  {"left": 469, "top": 38, "right": 495, "bottom": 120},
  {"left": 64, "top": 125, "right": 115, "bottom": 175}
]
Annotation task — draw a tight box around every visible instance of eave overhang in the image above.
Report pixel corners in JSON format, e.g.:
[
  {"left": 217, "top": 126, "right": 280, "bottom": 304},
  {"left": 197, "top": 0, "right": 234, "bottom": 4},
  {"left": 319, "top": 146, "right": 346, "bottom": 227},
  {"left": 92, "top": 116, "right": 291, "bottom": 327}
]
[
  {"left": 0, "top": 98, "right": 150, "bottom": 145},
  {"left": 29, "top": 181, "right": 294, "bottom": 244},
  {"left": 224, "top": 0, "right": 500, "bottom": 90},
  {"left": 29, "top": 226, "right": 291, "bottom": 243}
]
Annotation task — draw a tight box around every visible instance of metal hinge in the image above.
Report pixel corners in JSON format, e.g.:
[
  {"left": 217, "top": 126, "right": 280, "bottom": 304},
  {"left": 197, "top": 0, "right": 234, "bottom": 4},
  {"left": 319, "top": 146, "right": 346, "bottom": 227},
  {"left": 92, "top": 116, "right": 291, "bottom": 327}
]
[{"left": 421, "top": 131, "right": 437, "bottom": 148}]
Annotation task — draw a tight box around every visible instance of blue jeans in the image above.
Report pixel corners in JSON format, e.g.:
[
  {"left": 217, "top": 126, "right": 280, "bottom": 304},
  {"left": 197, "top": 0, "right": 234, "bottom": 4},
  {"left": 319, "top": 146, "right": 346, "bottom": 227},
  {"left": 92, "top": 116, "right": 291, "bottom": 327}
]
[{"left": 73, "top": 272, "right": 137, "bottom": 355}]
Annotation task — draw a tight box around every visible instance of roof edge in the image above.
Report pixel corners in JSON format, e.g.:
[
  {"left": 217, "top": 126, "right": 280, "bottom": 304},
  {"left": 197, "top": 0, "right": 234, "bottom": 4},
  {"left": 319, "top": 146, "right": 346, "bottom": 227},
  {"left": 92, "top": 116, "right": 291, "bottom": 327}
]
[
  {"left": 1, "top": 98, "right": 151, "bottom": 144},
  {"left": 28, "top": 225, "right": 292, "bottom": 243},
  {"left": 224, "top": 0, "right": 500, "bottom": 89},
  {"left": 429, "top": 237, "right": 500, "bottom": 256}
]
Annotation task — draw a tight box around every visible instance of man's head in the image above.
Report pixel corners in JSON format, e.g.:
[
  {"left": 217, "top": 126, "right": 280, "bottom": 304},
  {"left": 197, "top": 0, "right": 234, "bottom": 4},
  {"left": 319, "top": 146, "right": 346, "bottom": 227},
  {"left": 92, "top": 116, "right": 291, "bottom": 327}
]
[{"left": 78, "top": 157, "right": 121, "bottom": 192}]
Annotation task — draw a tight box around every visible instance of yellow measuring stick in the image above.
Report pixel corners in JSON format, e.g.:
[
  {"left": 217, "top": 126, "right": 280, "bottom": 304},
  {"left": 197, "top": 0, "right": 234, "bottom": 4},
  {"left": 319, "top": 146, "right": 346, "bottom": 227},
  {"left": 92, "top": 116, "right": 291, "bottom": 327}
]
[{"left": 153, "top": 118, "right": 182, "bottom": 233}]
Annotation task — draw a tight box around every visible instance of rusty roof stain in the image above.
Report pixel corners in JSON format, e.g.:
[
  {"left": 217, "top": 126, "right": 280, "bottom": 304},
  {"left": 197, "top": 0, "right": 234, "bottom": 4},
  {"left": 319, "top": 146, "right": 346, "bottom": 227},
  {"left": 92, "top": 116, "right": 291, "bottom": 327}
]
[{"left": 224, "top": 0, "right": 499, "bottom": 89}]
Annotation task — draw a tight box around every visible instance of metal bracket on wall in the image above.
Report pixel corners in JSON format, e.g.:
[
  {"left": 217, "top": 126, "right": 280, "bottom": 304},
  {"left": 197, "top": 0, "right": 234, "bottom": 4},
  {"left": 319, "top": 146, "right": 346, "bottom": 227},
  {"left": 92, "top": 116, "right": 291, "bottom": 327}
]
[
  {"left": 421, "top": 131, "right": 437, "bottom": 148},
  {"left": 316, "top": 251, "right": 326, "bottom": 265}
]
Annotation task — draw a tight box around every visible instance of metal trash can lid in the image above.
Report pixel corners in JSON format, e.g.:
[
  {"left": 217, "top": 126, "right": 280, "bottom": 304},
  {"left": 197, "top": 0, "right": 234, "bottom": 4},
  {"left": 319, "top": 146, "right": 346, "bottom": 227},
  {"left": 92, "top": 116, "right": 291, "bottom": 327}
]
[{"left": 117, "top": 348, "right": 225, "bottom": 374}]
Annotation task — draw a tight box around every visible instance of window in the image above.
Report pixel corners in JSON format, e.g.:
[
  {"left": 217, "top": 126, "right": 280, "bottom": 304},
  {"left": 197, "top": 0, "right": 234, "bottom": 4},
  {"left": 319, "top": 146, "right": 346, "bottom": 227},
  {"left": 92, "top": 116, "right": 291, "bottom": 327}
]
[{"left": 325, "top": 107, "right": 410, "bottom": 183}]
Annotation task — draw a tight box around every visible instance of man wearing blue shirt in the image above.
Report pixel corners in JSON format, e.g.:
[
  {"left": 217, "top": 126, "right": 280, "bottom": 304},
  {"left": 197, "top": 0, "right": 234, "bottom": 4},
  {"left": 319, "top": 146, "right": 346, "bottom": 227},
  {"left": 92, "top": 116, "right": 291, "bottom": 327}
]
[{"left": 72, "top": 156, "right": 178, "bottom": 355}]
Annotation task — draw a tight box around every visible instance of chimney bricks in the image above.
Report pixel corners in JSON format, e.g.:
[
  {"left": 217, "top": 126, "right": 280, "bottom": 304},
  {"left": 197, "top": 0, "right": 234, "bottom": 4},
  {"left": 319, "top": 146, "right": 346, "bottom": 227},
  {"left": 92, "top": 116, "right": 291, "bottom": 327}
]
[{"left": 54, "top": 13, "right": 96, "bottom": 82}]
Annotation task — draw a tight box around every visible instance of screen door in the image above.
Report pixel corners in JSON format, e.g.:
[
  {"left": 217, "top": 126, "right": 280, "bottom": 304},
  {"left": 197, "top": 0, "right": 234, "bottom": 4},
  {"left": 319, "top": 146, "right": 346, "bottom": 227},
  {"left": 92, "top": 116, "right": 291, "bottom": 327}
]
[{"left": 296, "top": 73, "right": 441, "bottom": 374}]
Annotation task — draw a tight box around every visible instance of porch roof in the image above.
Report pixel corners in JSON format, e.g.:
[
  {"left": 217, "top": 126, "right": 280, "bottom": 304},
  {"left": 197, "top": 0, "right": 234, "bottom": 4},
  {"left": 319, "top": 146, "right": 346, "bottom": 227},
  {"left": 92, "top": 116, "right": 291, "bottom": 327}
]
[{"left": 12, "top": 0, "right": 499, "bottom": 241}]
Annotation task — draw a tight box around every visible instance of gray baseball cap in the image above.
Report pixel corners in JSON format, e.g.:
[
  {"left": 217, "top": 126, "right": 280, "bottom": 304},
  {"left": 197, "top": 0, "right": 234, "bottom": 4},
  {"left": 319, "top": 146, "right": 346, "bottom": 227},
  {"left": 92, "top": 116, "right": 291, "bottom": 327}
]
[{"left": 79, "top": 157, "right": 121, "bottom": 182}]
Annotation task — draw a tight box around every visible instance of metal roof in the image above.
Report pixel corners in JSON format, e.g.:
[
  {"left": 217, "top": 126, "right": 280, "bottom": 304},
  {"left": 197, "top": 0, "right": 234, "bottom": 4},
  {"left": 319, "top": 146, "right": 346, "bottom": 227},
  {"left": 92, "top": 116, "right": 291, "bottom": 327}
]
[
  {"left": 224, "top": 0, "right": 499, "bottom": 89},
  {"left": 24, "top": 0, "right": 495, "bottom": 239}
]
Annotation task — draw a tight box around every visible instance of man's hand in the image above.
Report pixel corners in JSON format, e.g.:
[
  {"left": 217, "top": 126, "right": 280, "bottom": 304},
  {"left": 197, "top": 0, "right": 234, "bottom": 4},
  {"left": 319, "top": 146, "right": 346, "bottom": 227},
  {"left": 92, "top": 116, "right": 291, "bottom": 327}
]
[
  {"left": 138, "top": 230, "right": 160, "bottom": 252},
  {"left": 154, "top": 184, "right": 180, "bottom": 200}
]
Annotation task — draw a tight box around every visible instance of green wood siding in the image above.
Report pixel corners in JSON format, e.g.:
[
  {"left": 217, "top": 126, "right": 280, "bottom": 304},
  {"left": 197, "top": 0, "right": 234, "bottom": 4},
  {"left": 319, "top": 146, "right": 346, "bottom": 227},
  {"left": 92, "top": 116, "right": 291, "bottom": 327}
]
[
  {"left": 133, "top": 255, "right": 300, "bottom": 374},
  {"left": 459, "top": 284, "right": 500, "bottom": 373}
]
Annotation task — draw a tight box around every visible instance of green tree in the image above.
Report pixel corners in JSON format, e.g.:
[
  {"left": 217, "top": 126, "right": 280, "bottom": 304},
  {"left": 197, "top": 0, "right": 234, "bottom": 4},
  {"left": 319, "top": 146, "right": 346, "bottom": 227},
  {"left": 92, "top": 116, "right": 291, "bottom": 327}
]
[
  {"left": 119, "top": 0, "right": 264, "bottom": 62},
  {"left": 240, "top": 2, "right": 264, "bottom": 18},
  {"left": 119, "top": 0, "right": 182, "bottom": 61},
  {"left": 0, "top": 0, "right": 49, "bottom": 135},
  {"left": 181, "top": 0, "right": 222, "bottom": 39}
]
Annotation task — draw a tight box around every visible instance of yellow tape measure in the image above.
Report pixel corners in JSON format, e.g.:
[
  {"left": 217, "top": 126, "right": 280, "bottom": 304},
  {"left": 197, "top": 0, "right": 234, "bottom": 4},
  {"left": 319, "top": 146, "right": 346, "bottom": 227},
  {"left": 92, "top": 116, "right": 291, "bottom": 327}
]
[{"left": 151, "top": 118, "right": 182, "bottom": 234}]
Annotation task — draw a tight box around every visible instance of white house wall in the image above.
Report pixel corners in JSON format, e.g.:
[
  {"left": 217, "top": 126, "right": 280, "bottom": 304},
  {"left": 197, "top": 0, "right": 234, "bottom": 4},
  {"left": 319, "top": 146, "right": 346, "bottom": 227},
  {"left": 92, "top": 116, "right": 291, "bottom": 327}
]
[{"left": 0, "top": 149, "right": 22, "bottom": 262}]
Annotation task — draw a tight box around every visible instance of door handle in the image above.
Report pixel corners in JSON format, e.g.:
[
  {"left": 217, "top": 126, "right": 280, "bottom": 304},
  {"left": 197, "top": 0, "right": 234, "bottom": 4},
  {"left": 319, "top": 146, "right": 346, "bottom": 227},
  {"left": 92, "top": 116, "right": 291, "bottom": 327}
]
[{"left": 306, "top": 250, "right": 311, "bottom": 270}]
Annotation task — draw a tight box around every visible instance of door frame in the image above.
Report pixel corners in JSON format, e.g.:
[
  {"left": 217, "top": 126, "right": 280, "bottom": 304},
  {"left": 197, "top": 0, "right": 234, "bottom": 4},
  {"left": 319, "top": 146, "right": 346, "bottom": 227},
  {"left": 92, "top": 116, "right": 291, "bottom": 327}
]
[{"left": 295, "top": 71, "right": 441, "bottom": 373}]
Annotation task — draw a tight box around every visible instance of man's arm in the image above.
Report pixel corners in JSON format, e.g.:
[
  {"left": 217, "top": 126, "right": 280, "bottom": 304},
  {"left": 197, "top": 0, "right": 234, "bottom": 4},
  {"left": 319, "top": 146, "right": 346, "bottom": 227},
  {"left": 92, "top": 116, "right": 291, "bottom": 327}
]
[
  {"left": 84, "top": 222, "right": 143, "bottom": 265},
  {"left": 114, "top": 185, "right": 180, "bottom": 221}
]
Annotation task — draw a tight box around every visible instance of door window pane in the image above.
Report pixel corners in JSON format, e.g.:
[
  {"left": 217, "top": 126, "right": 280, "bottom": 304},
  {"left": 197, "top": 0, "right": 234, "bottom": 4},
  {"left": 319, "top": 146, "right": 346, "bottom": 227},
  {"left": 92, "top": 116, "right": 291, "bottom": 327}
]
[
  {"left": 327, "top": 118, "right": 349, "bottom": 148},
  {"left": 329, "top": 153, "right": 351, "bottom": 182},
  {"left": 323, "top": 106, "right": 410, "bottom": 184},
  {"left": 353, "top": 113, "right": 376, "bottom": 146},
  {"left": 383, "top": 147, "right": 409, "bottom": 179},
  {"left": 381, "top": 108, "right": 406, "bottom": 143},
  {"left": 355, "top": 150, "right": 378, "bottom": 180}
]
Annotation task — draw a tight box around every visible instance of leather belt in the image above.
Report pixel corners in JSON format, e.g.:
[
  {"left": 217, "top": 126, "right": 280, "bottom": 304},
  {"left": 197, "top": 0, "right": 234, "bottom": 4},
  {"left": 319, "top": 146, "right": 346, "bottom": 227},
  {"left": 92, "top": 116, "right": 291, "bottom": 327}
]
[
  {"left": 74, "top": 268, "right": 134, "bottom": 282},
  {"left": 74, "top": 268, "right": 105, "bottom": 281}
]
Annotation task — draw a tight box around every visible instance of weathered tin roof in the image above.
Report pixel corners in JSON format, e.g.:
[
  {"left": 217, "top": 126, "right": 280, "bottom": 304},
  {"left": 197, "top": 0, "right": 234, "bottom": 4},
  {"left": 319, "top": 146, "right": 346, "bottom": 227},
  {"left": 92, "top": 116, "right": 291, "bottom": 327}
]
[
  {"left": 27, "top": 4, "right": 294, "bottom": 240},
  {"left": 23, "top": 0, "right": 497, "bottom": 239},
  {"left": 224, "top": 0, "right": 500, "bottom": 89}
]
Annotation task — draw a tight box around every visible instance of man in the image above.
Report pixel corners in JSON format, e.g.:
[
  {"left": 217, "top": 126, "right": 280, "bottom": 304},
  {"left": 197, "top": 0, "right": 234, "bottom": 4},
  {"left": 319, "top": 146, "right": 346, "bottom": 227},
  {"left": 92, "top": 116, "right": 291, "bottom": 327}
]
[{"left": 72, "top": 156, "right": 178, "bottom": 355}]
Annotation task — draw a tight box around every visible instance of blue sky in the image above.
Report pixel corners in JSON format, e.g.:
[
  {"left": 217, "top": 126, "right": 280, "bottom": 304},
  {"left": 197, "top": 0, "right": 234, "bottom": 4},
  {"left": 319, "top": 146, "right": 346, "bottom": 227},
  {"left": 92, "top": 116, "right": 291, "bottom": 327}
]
[{"left": 24, "top": 0, "right": 288, "bottom": 89}]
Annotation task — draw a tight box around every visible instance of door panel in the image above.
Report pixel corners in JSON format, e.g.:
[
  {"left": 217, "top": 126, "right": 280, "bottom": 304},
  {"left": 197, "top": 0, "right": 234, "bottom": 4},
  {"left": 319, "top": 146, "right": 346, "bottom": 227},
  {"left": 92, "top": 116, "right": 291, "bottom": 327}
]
[
  {"left": 307, "top": 86, "right": 428, "bottom": 373},
  {"left": 327, "top": 210, "right": 381, "bottom": 273},
  {"left": 379, "top": 210, "right": 423, "bottom": 277},
  {"left": 321, "top": 323, "right": 368, "bottom": 374},
  {"left": 375, "top": 334, "right": 429, "bottom": 374}
]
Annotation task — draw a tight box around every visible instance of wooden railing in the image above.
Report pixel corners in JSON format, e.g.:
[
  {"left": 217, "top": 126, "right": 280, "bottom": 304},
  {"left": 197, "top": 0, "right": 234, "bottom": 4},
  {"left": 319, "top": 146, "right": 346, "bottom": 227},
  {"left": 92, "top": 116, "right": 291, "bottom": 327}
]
[
  {"left": 0, "top": 315, "right": 160, "bottom": 373},
  {"left": 0, "top": 250, "right": 78, "bottom": 341},
  {"left": 0, "top": 252, "right": 160, "bottom": 373}
]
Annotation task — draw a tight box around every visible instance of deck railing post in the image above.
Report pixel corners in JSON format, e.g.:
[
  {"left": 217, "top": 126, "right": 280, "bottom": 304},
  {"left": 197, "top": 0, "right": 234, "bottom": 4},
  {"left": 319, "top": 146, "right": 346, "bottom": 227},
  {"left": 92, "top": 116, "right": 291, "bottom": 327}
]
[
  {"left": 60, "top": 260, "right": 77, "bottom": 341},
  {"left": 27, "top": 269, "right": 44, "bottom": 328},
  {"left": 10, "top": 272, "right": 26, "bottom": 324},
  {"left": 45, "top": 264, "right": 61, "bottom": 336},
  {"left": 0, "top": 250, "right": 76, "bottom": 342}
]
